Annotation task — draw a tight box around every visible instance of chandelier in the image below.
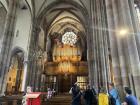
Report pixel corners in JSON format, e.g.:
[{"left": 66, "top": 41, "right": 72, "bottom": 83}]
[{"left": 62, "top": 32, "right": 77, "bottom": 46}]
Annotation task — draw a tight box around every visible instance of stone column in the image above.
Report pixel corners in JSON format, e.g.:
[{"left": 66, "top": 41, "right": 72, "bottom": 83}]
[
  {"left": 96, "top": 0, "right": 104, "bottom": 87},
  {"left": 105, "top": 0, "right": 124, "bottom": 98},
  {"left": 119, "top": 0, "right": 140, "bottom": 102},
  {"left": 34, "top": 62, "right": 41, "bottom": 92},
  {"left": 91, "top": 0, "right": 103, "bottom": 89},
  {"left": 100, "top": 0, "right": 111, "bottom": 91},
  {"left": 87, "top": 0, "right": 94, "bottom": 86},
  {"left": 32, "top": 59, "right": 38, "bottom": 91},
  {"left": 0, "top": 0, "right": 18, "bottom": 94},
  {"left": 89, "top": 0, "right": 110, "bottom": 91},
  {"left": 40, "top": 73, "right": 46, "bottom": 92},
  {"left": 26, "top": 23, "right": 40, "bottom": 89},
  {"left": 21, "top": 60, "right": 28, "bottom": 92},
  {"left": 112, "top": 0, "right": 130, "bottom": 87},
  {"left": 128, "top": 0, "right": 140, "bottom": 57},
  {"left": 128, "top": 0, "right": 140, "bottom": 97}
]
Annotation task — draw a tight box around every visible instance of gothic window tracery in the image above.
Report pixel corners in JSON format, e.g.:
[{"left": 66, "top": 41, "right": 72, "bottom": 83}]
[{"left": 62, "top": 31, "right": 77, "bottom": 46}]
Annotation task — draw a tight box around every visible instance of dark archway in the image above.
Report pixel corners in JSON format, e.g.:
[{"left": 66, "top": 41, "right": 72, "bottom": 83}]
[{"left": 5, "top": 48, "right": 24, "bottom": 94}]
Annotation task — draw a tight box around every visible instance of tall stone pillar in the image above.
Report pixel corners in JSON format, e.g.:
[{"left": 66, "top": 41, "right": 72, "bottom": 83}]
[
  {"left": 31, "top": 31, "right": 42, "bottom": 91},
  {"left": 89, "top": 0, "right": 110, "bottom": 91},
  {"left": 127, "top": 0, "right": 140, "bottom": 98},
  {"left": 87, "top": 0, "right": 94, "bottom": 86},
  {"left": 35, "top": 69, "right": 41, "bottom": 92},
  {"left": 100, "top": 0, "right": 111, "bottom": 91},
  {"left": 34, "top": 62, "right": 41, "bottom": 92},
  {"left": 119, "top": 0, "right": 140, "bottom": 102},
  {"left": 112, "top": 0, "right": 130, "bottom": 87},
  {"left": 26, "top": 23, "right": 40, "bottom": 89},
  {"left": 105, "top": 0, "right": 124, "bottom": 98},
  {"left": 128, "top": 0, "right": 140, "bottom": 57},
  {"left": 0, "top": 0, "right": 18, "bottom": 94},
  {"left": 96, "top": 0, "right": 105, "bottom": 87}
]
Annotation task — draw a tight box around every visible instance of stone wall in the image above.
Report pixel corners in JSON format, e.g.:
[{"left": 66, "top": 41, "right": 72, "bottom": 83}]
[{"left": 0, "top": 7, "right": 6, "bottom": 52}]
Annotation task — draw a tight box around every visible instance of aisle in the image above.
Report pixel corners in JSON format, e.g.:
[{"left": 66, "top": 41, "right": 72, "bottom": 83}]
[{"left": 44, "top": 94, "right": 72, "bottom": 105}]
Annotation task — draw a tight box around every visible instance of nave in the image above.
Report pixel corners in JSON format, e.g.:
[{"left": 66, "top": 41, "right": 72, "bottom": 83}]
[{"left": 0, "top": 0, "right": 140, "bottom": 104}]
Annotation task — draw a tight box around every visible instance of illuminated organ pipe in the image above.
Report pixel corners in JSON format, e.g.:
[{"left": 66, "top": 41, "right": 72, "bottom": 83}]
[{"left": 52, "top": 32, "right": 82, "bottom": 74}]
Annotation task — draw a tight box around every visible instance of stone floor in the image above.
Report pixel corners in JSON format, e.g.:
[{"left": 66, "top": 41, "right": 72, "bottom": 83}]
[
  {"left": 44, "top": 94, "right": 72, "bottom": 105},
  {"left": 0, "top": 95, "right": 22, "bottom": 105},
  {"left": 0, "top": 94, "right": 72, "bottom": 105}
]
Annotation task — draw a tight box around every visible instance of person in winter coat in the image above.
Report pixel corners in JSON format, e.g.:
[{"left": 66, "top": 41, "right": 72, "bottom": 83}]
[
  {"left": 98, "top": 87, "right": 109, "bottom": 105},
  {"left": 109, "top": 83, "right": 121, "bottom": 105},
  {"left": 122, "top": 87, "right": 138, "bottom": 105},
  {"left": 83, "top": 85, "right": 97, "bottom": 105},
  {"left": 71, "top": 83, "right": 81, "bottom": 105}
]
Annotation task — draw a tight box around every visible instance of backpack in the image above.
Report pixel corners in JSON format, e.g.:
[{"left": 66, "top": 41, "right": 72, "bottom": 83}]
[
  {"left": 109, "top": 94, "right": 116, "bottom": 105},
  {"left": 69, "top": 87, "right": 72, "bottom": 94}
]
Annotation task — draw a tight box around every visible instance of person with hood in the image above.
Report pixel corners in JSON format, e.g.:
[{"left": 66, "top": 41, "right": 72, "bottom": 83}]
[
  {"left": 109, "top": 83, "right": 121, "bottom": 105},
  {"left": 71, "top": 83, "right": 81, "bottom": 105},
  {"left": 83, "top": 85, "right": 97, "bottom": 105},
  {"left": 98, "top": 87, "right": 109, "bottom": 105}
]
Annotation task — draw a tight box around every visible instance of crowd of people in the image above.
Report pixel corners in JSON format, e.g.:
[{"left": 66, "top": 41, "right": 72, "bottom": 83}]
[{"left": 69, "top": 82, "right": 138, "bottom": 105}]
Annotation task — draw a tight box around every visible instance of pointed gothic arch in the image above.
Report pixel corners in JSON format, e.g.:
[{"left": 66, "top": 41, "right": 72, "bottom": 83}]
[{"left": 5, "top": 47, "right": 25, "bottom": 95}]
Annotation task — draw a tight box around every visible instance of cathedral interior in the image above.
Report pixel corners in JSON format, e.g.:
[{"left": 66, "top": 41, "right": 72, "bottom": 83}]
[{"left": 0, "top": 0, "right": 140, "bottom": 104}]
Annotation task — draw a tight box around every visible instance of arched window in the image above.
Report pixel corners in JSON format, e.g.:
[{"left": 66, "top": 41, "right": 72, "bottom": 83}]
[{"left": 62, "top": 31, "right": 77, "bottom": 46}]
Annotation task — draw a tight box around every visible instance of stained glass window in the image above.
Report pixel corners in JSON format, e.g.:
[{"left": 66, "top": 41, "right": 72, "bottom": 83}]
[{"left": 62, "top": 32, "right": 77, "bottom": 46}]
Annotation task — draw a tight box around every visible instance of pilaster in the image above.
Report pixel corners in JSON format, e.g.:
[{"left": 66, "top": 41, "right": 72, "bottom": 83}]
[{"left": 0, "top": 0, "right": 18, "bottom": 94}]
